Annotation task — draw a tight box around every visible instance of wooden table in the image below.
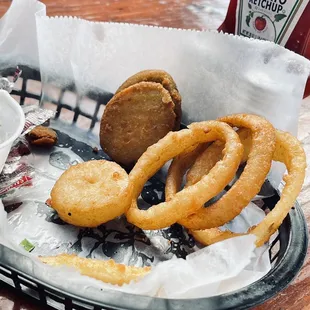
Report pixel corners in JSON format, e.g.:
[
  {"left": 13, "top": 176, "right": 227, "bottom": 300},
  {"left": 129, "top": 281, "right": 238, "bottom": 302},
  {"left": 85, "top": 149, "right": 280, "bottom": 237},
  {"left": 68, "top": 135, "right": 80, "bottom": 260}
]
[{"left": 0, "top": 1, "right": 309, "bottom": 309}]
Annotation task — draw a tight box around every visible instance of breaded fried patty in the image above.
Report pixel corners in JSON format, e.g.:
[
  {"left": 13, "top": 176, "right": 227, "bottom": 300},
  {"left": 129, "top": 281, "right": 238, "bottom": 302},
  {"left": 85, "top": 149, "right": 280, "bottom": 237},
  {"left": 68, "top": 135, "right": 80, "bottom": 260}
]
[
  {"left": 116, "top": 70, "right": 182, "bottom": 130},
  {"left": 100, "top": 82, "right": 176, "bottom": 166}
]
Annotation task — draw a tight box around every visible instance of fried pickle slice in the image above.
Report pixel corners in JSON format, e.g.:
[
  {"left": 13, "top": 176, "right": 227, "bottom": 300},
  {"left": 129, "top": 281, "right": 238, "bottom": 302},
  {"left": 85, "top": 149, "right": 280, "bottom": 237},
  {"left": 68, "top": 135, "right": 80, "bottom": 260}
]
[
  {"left": 116, "top": 70, "right": 182, "bottom": 130},
  {"left": 100, "top": 82, "right": 176, "bottom": 167}
]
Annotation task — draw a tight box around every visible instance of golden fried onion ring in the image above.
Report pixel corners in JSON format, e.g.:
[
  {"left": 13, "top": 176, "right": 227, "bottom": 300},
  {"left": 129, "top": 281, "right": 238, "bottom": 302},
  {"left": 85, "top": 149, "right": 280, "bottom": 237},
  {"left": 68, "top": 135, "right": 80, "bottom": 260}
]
[
  {"left": 51, "top": 160, "right": 132, "bottom": 227},
  {"left": 164, "top": 143, "right": 209, "bottom": 202},
  {"left": 40, "top": 254, "right": 150, "bottom": 285},
  {"left": 126, "top": 121, "right": 243, "bottom": 229},
  {"left": 166, "top": 114, "right": 276, "bottom": 230},
  {"left": 186, "top": 128, "right": 253, "bottom": 183},
  {"left": 191, "top": 130, "right": 306, "bottom": 247}
]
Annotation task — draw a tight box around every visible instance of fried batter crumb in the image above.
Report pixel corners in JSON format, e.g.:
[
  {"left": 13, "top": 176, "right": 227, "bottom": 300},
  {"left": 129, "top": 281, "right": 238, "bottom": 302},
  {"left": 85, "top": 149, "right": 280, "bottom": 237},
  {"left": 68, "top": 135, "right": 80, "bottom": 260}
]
[
  {"left": 27, "top": 126, "right": 57, "bottom": 147},
  {"left": 45, "top": 198, "right": 52, "bottom": 207}
]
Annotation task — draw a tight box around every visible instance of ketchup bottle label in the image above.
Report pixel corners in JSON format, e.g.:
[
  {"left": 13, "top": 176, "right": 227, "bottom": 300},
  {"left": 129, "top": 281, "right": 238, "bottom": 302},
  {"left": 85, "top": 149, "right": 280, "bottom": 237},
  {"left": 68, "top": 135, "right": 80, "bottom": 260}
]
[{"left": 236, "top": 0, "right": 308, "bottom": 45}]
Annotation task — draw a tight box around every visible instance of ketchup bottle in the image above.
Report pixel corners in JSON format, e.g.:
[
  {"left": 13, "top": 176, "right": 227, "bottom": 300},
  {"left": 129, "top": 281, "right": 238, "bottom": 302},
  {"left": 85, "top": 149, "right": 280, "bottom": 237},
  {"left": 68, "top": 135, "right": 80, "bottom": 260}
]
[{"left": 219, "top": 0, "right": 310, "bottom": 97}]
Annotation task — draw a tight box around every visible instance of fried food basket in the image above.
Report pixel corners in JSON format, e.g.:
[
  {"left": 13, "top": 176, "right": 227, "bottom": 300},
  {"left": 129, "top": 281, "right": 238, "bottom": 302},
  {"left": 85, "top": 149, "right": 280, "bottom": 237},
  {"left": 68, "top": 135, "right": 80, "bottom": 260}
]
[{"left": 0, "top": 66, "right": 308, "bottom": 310}]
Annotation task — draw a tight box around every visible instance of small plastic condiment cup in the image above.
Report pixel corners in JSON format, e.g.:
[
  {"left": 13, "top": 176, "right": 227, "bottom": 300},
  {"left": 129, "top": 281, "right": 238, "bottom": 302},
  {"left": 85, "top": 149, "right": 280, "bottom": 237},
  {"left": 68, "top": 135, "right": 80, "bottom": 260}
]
[{"left": 0, "top": 90, "right": 25, "bottom": 173}]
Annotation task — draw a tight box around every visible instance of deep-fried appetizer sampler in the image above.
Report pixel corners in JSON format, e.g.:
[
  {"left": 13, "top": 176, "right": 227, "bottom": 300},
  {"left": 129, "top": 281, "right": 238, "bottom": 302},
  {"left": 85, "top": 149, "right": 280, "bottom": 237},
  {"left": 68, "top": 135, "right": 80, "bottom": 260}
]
[
  {"left": 191, "top": 130, "right": 306, "bottom": 247},
  {"left": 115, "top": 70, "right": 182, "bottom": 130},
  {"left": 166, "top": 114, "right": 276, "bottom": 230},
  {"left": 51, "top": 160, "right": 132, "bottom": 227},
  {"left": 100, "top": 82, "right": 176, "bottom": 167},
  {"left": 27, "top": 125, "right": 57, "bottom": 147},
  {"left": 40, "top": 254, "right": 150, "bottom": 285},
  {"left": 126, "top": 121, "right": 243, "bottom": 229},
  {"left": 42, "top": 114, "right": 306, "bottom": 286}
]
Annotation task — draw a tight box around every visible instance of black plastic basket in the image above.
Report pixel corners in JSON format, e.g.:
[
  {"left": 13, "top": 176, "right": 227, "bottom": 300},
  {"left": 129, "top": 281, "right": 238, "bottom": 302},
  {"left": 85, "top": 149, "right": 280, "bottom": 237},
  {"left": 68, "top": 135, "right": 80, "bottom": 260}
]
[{"left": 0, "top": 66, "right": 308, "bottom": 310}]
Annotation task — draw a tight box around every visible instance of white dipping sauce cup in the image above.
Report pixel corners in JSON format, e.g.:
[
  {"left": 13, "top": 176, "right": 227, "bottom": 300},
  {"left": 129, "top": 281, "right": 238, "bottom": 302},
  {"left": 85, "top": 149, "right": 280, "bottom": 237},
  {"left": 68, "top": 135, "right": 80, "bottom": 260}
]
[{"left": 0, "top": 90, "right": 25, "bottom": 173}]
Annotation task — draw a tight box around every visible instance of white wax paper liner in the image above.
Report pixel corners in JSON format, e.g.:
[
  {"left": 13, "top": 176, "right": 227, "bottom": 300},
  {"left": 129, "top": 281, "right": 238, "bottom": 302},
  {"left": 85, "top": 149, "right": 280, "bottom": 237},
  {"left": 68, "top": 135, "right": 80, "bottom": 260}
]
[
  {"left": 0, "top": 196, "right": 271, "bottom": 299},
  {"left": 36, "top": 3, "right": 309, "bottom": 187}
]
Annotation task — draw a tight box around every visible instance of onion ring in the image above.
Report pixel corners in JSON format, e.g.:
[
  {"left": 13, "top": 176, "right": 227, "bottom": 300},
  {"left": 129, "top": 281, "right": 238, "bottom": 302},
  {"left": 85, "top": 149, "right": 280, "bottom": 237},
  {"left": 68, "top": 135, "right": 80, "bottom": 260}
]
[
  {"left": 185, "top": 128, "right": 252, "bottom": 185},
  {"left": 40, "top": 254, "right": 150, "bottom": 285},
  {"left": 166, "top": 114, "right": 276, "bottom": 230},
  {"left": 126, "top": 121, "right": 243, "bottom": 229},
  {"left": 165, "top": 142, "right": 209, "bottom": 202},
  {"left": 184, "top": 140, "right": 226, "bottom": 187},
  {"left": 191, "top": 130, "right": 306, "bottom": 247},
  {"left": 51, "top": 160, "right": 132, "bottom": 227}
]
